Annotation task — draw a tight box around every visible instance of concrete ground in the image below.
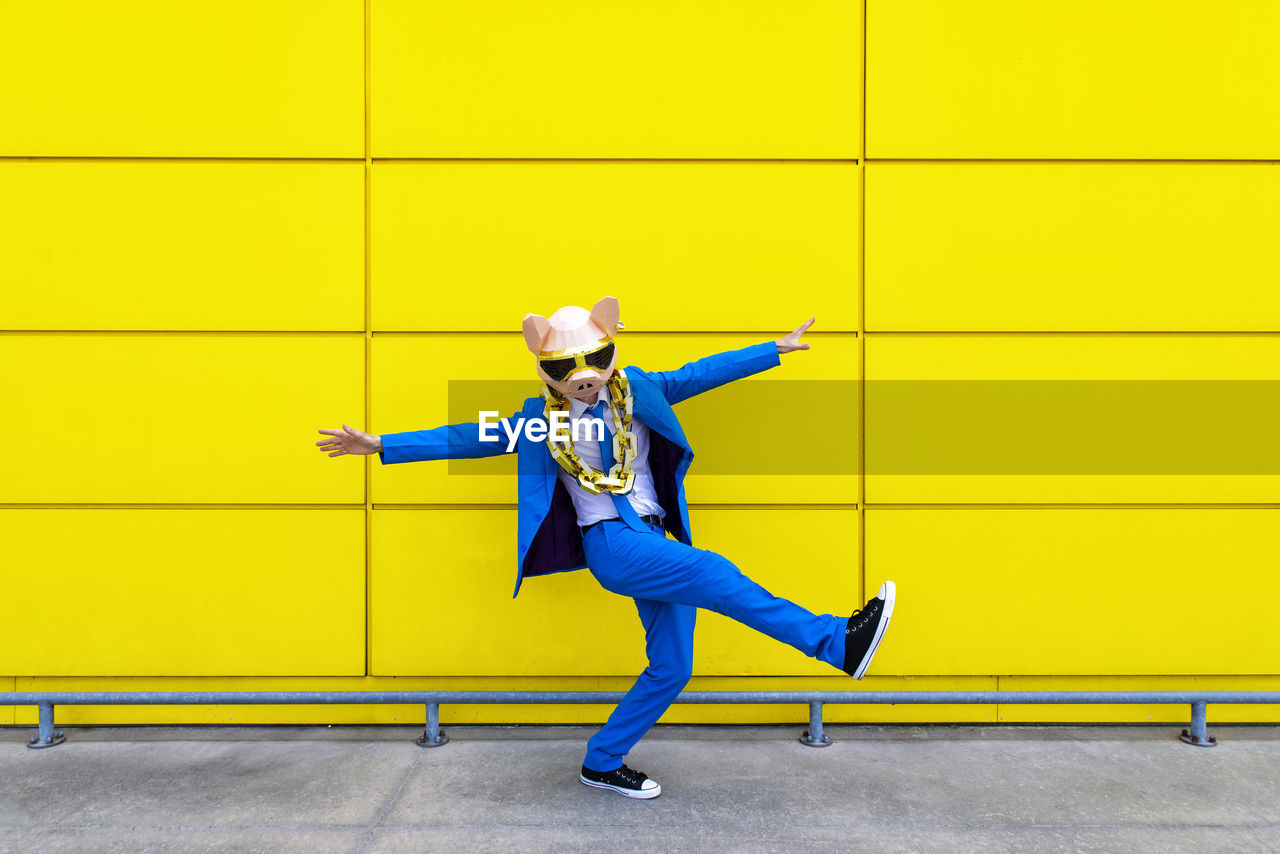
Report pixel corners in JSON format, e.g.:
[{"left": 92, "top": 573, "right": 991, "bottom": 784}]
[{"left": 0, "top": 723, "right": 1277, "bottom": 853}]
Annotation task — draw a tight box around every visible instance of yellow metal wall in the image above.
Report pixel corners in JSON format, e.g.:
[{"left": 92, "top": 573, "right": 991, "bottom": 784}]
[{"left": 2, "top": 0, "right": 1277, "bottom": 727}]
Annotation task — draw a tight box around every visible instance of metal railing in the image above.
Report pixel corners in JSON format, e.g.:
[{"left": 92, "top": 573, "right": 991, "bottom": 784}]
[{"left": 7, "top": 690, "right": 1279, "bottom": 750}]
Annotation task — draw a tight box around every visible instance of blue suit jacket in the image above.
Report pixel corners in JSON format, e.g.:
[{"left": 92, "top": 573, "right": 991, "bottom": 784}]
[{"left": 377, "top": 340, "right": 781, "bottom": 597}]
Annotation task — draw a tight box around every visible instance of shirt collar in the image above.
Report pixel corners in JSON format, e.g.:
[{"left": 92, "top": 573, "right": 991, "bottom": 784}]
[{"left": 567, "top": 394, "right": 604, "bottom": 417}]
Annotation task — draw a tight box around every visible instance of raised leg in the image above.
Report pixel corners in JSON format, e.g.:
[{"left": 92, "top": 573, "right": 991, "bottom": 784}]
[{"left": 584, "top": 522, "right": 847, "bottom": 671}]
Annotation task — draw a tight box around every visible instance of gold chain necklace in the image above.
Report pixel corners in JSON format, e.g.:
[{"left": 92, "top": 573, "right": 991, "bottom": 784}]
[{"left": 540, "top": 370, "right": 637, "bottom": 495}]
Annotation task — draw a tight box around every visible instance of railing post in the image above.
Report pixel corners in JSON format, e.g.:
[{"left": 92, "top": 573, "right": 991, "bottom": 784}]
[
  {"left": 799, "top": 700, "right": 833, "bottom": 747},
  {"left": 1179, "top": 700, "right": 1217, "bottom": 747},
  {"left": 415, "top": 701, "right": 449, "bottom": 748},
  {"left": 27, "top": 701, "right": 66, "bottom": 749}
]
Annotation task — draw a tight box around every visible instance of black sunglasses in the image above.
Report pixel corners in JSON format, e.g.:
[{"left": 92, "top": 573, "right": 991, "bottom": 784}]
[{"left": 539, "top": 342, "right": 616, "bottom": 382}]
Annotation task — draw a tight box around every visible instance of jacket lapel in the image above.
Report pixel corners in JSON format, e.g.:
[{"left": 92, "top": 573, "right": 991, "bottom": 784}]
[{"left": 627, "top": 368, "right": 691, "bottom": 452}]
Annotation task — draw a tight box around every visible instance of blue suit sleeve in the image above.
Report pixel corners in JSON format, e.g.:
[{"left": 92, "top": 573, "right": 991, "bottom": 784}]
[
  {"left": 377, "top": 410, "right": 525, "bottom": 464},
  {"left": 644, "top": 340, "right": 782, "bottom": 406}
]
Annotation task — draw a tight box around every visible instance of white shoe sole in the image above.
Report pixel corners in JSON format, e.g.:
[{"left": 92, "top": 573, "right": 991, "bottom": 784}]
[
  {"left": 579, "top": 774, "right": 662, "bottom": 799},
  {"left": 851, "top": 580, "right": 896, "bottom": 681}
]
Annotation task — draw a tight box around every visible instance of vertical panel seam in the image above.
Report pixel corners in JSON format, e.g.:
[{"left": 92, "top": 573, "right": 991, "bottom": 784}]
[
  {"left": 363, "top": 0, "right": 374, "bottom": 680},
  {"left": 858, "top": 0, "right": 868, "bottom": 601}
]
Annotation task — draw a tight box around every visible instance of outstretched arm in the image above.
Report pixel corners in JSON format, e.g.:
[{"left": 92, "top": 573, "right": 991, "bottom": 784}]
[
  {"left": 647, "top": 317, "right": 815, "bottom": 406},
  {"left": 316, "top": 412, "right": 523, "bottom": 465}
]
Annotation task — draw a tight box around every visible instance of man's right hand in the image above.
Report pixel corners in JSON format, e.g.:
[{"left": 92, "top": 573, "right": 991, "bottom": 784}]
[{"left": 316, "top": 424, "right": 382, "bottom": 457}]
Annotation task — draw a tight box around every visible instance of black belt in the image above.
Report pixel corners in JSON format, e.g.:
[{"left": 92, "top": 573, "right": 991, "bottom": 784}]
[{"left": 581, "top": 514, "right": 662, "bottom": 535}]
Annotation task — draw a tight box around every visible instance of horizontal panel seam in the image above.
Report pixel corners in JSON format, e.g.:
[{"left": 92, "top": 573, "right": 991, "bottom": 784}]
[
  {"left": 7, "top": 503, "right": 1280, "bottom": 510},
  {"left": 0, "top": 156, "right": 864, "bottom": 165},
  {"left": 867, "top": 158, "right": 1280, "bottom": 165},
  {"left": 0, "top": 504, "right": 860, "bottom": 510},
  {"left": 865, "top": 504, "right": 1280, "bottom": 510},
  {"left": 0, "top": 330, "right": 859, "bottom": 336},
  {"left": 863, "top": 331, "right": 1280, "bottom": 336},
  {"left": 7, "top": 157, "right": 1276, "bottom": 165},
  {"left": 0, "top": 157, "right": 366, "bottom": 164},
  {"left": 16, "top": 330, "right": 1280, "bottom": 337}
]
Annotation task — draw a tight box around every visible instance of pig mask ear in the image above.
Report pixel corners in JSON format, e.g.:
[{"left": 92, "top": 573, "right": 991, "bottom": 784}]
[
  {"left": 590, "top": 296, "right": 621, "bottom": 336},
  {"left": 522, "top": 313, "right": 550, "bottom": 355}
]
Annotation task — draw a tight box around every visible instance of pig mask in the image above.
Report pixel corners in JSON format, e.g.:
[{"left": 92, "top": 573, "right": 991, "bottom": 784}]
[{"left": 522, "top": 296, "right": 623, "bottom": 401}]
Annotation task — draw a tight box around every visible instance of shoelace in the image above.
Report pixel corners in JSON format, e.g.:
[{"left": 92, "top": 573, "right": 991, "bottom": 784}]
[
  {"left": 848, "top": 598, "right": 881, "bottom": 634},
  {"left": 613, "top": 764, "right": 646, "bottom": 786}
]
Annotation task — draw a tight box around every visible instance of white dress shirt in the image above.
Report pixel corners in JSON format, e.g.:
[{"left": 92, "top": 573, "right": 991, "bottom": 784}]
[{"left": 555, "top": 394, "right": 666, "bottom": 527}]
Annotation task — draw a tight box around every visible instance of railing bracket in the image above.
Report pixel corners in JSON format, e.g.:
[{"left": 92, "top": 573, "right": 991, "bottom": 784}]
[
  {"left": 799, "top": 700, "right": 833, "bottom": 747},
  {"left": 1179, "top": 701, "right": 1217, "bottom": 748},
  {"left": 416, "top": 701, "right": 449, "bottom": 748},
  {"left": 26, "top": 702, "right": 66, "bottom": 749}
]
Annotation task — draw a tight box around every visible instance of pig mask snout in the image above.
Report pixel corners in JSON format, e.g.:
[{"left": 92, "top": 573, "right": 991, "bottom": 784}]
[{"left": 570, "top": 374, "right": 600, "bottom": 394}]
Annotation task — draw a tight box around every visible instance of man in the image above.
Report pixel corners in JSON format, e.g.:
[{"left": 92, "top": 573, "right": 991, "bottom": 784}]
[{"left": 317, "top": 296, "right": 895, "bottom": 799}]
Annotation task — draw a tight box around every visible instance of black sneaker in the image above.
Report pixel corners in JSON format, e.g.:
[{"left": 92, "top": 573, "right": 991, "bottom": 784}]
[
  {"left": 579, "top": 763, "right": 662, "bottom": 799},
  {"left": 842, "top": 580, "right": 896, "bottom": 680}
]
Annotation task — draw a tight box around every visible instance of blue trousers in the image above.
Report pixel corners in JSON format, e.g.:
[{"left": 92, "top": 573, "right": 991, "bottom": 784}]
[{"left": 580, "top": 519, "right": 848, "bottom": 772}]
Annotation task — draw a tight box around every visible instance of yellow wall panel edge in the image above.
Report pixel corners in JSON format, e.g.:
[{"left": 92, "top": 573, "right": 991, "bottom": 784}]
[
  {"left": 371, "top": 161, "right": 860, "bottom": 332},
  {"left": 0, "top": 0, "right": 363, "bottom": 157},
  {"left": 865, "top": 508, "right": 1280, "bottom": 676},
  {"left": 863, "top": 336, "right": 1280, "bottom": 503},
  {"left": 2, "top": 335, "right": 365, "bottom": 503},
  {"left": 866, "top": 0, "right": 1280, "bottom": 158},
  {"left": 1, "top": 161, "right": 365, "bottom": 331},
  {"left": 0, "top": 509, "right": 366, "bottom": 677},
  {"left": 864, "top": 163, "right": 1280, "bottom": 332},
  {"left": 372, "top": 1, "right": 860, "bottom": 158}
]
